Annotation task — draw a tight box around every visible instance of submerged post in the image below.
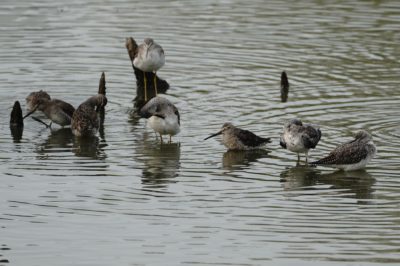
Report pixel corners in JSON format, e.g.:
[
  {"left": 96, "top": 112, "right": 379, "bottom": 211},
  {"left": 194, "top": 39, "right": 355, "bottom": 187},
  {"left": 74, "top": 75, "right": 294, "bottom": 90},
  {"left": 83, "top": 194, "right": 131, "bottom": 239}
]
[
  {"left": 97, "top": 72, "right": 106, "bottom": 139},
  {"left": 280, "top": 71, "right": 289, "bottom": 103},
  {"left": 125, "top": 37, "right": 169, "bottom": 111},
  {"left": 10, "top": 101, "right": 24, "bottom": 141}
]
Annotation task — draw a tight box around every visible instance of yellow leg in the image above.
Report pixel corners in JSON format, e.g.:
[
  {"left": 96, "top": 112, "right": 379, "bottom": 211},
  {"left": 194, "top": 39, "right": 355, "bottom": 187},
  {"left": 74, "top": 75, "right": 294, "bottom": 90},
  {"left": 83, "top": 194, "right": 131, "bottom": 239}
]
[
  {"left": 169, "top": 135, "right": 172, "bottom": 143},
  {"left": 143, "top": 73, "right": 148, "bottom": 102},
  {"left": 154, "top": 72, "right": 158, "bottom": 96}
]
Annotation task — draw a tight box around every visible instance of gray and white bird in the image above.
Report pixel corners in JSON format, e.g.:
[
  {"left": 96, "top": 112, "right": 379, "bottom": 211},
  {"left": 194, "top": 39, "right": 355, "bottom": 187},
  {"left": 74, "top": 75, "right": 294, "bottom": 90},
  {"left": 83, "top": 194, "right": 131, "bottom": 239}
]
[
  {"left": 311, "top": 130, "right": 376, "bottom": 171},
  {"left": 280, "top": 118, "right": 321, "bottom": 163},
  {"left": 204, "top": 123, "right": 271, "bottom": 150},
  {"left": 133, "top": 38, "right": 165, "bottom": 101},
  {"left": 139, "top": 96, "right": 180, "bottom": 143}
]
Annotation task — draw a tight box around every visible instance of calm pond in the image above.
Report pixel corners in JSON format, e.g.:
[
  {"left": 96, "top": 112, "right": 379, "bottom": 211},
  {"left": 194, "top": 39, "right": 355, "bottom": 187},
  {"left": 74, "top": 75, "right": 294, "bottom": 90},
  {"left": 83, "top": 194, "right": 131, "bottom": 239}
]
[{"left": 1, "top": 0, "right": 400, "bottom": 265}]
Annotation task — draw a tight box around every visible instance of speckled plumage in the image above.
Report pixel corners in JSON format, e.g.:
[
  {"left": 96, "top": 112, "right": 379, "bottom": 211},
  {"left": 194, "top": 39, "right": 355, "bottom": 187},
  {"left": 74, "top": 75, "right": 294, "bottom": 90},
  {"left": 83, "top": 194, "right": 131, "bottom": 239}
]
[
  {"left": 139, "top": 96, "right": 180, "bottom": 143},
  {"left": 71, "top": 94, "right": 107, "bottom": 137},
  {"left": 280, "top": 118, "right": 321, "bottom": 162},
  {"left": 311, "top": 130, "right": 376, "bottom": 171},
  {"left": 205, "top": 123, "right": 271, "bottom": 150}
]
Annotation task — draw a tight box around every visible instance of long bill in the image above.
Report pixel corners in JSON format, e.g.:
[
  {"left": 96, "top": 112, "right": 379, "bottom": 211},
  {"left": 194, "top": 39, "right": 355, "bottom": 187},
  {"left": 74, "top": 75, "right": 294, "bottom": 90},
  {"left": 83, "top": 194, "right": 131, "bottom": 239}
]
[
  {"left": 23, "top": 105, "right": 39, "bottom": 119},
  {"left": 204, "top": 131, "right": 222, "bottom": 140}
]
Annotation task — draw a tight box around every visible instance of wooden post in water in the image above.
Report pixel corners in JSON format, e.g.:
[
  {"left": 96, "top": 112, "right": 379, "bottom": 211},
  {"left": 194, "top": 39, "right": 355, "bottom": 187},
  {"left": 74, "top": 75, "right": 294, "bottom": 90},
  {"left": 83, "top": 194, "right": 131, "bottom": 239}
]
[
  {"left": 10, "top": 101, "right": 24, "bottom": 141},
  {"left": 280, "top": 71, "right": 289, "bottom": 103},
  {"left": 97, "top": 72, "right": 106, "bottom": 139},
  {"left": 125, "top": 37, "right": 169, "bottom": 111}
]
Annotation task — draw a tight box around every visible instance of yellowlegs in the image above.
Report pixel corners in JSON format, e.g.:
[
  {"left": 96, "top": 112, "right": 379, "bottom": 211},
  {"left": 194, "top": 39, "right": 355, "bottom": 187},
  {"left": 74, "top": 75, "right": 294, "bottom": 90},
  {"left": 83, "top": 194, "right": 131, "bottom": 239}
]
[
  {"left": 311, "top": 130, "right": 376, "bottom": 171},
  {"left": 280, "top": 118, "right": 321, "bottom": 163},
  {"left": 24, "top": 91, "right": 75, "bottom": 127},
  {"left": 71, "top": 94, "right": 107, "bottom": 137},
  {"left": 204, "top": 123, "right": 271, "bottom": 150},
  {"left": 133, "top": 38, "right": 165, "bottom": 101},
  {"left": 139, "top": 96, "right": 180, "bottom": 143}
]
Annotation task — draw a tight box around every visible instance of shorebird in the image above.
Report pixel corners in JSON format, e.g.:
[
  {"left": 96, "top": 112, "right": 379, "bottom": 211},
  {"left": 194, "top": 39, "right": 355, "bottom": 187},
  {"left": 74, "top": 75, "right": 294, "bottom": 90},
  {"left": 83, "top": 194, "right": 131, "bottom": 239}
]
[
  {"left": 311, "top": 130, "right": 376, "bottom": 171},
  {"left": 71, "top": 94, "right": 107, "bottom": 137},
  {"left": 133, "top": 38, "right": 165, "bottom": 101},
  {"left": 24, "top": 92, "right": 75, "bottom": 127},
  {"left": 204, "top": 123, "right": 271, "bottom": 150},
  {"left": 26, "top": 90, "right": 51, "bottom": 112},
  {"left": 139, "top": 96, "right": 180, "bottom": 143},
  {"left": 280, "top": 118, "right": 321, "bottom": 163}
]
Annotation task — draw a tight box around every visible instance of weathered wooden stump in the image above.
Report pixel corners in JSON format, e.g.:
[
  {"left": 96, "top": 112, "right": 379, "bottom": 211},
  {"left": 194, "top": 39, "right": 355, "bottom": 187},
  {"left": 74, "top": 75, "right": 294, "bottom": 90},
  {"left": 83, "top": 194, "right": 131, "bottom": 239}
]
[
  {"left": 280, "top": 71, "right": 289, "bottom": 103},
  {"left": 10, "top": 101, "right": 24, "bottom": 141},
  {"left": 97, "top": 72, "right": 106, "bottom": 139}
]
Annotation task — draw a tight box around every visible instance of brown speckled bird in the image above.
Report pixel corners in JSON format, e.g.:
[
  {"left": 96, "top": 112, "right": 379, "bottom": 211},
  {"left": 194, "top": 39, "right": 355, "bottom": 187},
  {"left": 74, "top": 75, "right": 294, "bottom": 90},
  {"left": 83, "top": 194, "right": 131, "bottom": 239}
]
[{"left": 71, "top": 94, "right": 107, "bottom": 137}]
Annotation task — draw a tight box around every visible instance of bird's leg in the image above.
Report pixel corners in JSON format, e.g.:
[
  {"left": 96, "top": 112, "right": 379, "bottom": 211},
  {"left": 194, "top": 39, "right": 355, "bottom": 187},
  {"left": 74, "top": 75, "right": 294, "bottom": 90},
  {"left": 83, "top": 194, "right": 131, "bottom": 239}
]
[
  {"left": 159, "top": 133, "right": 163, "bottom": 143},
  {"left": 305, "top": 152, "right": 309, "bottom": 165},
  {"left": 169, "top": 135, "right": 172, "bottom": 143},
  {"left": 153, "top": 71, "right": 158, "bottom": 96},
  {"left": 144, "top": 73, "right": 148, "bottom": 102}
]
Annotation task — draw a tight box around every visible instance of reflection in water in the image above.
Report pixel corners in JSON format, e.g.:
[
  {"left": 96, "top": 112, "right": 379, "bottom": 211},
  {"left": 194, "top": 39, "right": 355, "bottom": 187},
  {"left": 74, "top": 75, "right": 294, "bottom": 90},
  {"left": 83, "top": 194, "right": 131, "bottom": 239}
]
[
  {"left": 280, "top": 166, "right": 376, "bottom": 201},
  {"left": 138, "top": 135, "right": 181, "bottom": 188},
  {"left": 10, "top": 125, "right": 23, "bottom": 143},
  {"left": 35, "top": 128, "right": 74, "bottom": 159},
  {"left": 222, "top": 149, "right": 270, "bottom": 171},
  {"left": 72, "top": 136, "right": 107, "bottom": 159}
]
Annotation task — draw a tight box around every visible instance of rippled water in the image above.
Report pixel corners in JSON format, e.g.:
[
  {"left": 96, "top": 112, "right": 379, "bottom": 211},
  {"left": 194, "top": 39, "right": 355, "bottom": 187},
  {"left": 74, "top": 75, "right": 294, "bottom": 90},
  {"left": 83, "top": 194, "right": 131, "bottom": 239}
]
[{"left": 1, "top": 0, "right": 400, "bottom": 265}]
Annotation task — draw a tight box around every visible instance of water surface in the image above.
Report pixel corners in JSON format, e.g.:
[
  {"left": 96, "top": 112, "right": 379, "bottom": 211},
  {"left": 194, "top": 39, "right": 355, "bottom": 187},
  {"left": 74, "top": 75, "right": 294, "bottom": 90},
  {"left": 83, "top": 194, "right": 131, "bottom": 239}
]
[{"left": 1, "top": 0, "right": 400, "bottom": 265}]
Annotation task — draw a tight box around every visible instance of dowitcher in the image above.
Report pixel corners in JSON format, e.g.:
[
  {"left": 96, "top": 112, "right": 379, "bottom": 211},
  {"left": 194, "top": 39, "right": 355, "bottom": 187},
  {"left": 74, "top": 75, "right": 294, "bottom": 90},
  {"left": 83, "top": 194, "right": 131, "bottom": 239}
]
[
  {"left": 24, "top": 92, "right": 75, "bottom": 127},
  {"left": 139, "top": 96, "right": 180, "bottom": 143},
  {"left": 311, "top": 130, "right": 376, "bottom": 171},
  {"left": 133, "top": 38, "right": 165, "bottom": 101},
  {"left": 204, "top": 123, "right": 271, "bottom": 150},
  {"left": 280, "top": 118, "right": 321, "bottom": 163},
  {"left": 26, "top": 90, "right": 51, "bottom": 112},
  {"left": 71, "top": 94, "right": 107, "bottom": 137}
]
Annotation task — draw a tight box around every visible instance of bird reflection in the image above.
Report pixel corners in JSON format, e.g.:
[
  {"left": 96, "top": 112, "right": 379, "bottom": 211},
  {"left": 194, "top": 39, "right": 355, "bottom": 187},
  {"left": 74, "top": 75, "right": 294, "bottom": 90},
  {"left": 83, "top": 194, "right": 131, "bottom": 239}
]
[
  {"left": 222, "top": 149, "right": 270, "bottom": 171},
  {"left": 35, "top": 128, "right": 74, "bottom": 159},
  {"left": 280, "top": 166, "right": 376, "bottom": 201},
  {"left": 138, "top": 135, "right": 181, "bottom": 188},
  {"left": 72, "top": 136, "right": 107, "bottom": 159}
]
